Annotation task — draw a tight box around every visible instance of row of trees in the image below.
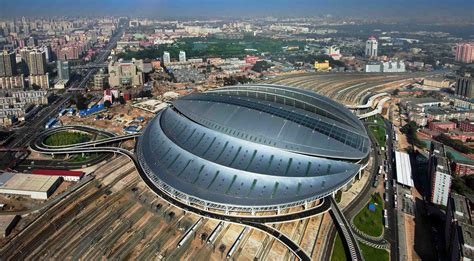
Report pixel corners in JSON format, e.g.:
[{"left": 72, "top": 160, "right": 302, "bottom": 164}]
[
  {"left": 434, "top": 134, "right": 474, "bottom": 154},
  {"left": 400, "top": 121, "right": 426, "bottom": 148}
]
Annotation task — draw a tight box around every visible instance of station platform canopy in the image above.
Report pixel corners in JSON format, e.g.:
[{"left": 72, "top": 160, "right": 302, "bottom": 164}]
[{"left": 395, "top": 151, "right": 414, "bottom": 187}]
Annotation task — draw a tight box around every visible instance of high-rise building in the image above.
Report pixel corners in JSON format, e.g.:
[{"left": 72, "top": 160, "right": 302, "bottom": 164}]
[
  {"left": 94, "top": 69, "right": 108, "bottom": 90},
  {"left": 28, "top": 50, "right": 47, "bottom": 76},
  {"left": 0, "top": 50, "right": 17, "bottom": 77},
  {"left": 57, "top": 60, "right": 70, "bottom": 81},
  {"left": 428, "top": 142, "right": 452, "bottom": 206},
  {"left": 108, "top": 59, "right": 144, "bottom": 88},
  {"left": 29, "top": 74, "right": 50, "bottom": 89},
  {"left": 19, "top": 48, "right": 31, "bottom": 74},
  {"left": 455, "top": 77, "right": 473, "bottom": 99},
  {"left": 179, "top": 51, "right": 186, "bottom": 62},
  {"left": 163, "top": 51, "right": 171, "bottom": 65},
  {"left": 455, "top": 43, "right": 474, "bottom": 63},
  {"left": 365, "top": 36, "right": 378, "bottom": 58},
  {"left": 444, "top": 194, "right": 474, "bottom": 261},
  {"left": 27, "top": 36, "right": 38, "bottom": 47}
]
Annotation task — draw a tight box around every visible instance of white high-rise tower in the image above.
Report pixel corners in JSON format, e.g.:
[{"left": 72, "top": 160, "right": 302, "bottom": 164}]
[
  {"left": 179, "top": 51, "right": 186, "bottom": 62},
  {"left": 365, "top": 36, "right": 378, "bottom": 58},
  {"left": 163, "top": 51, "right": 171, "bottom": 65}
]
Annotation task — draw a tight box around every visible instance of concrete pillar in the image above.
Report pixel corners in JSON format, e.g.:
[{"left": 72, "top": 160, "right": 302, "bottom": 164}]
[
  {"left": 304, "top": 200, "right": 308, "bottom": 209},
  {"left": 277, "top": 206, "right": 281, "bottom": 215},
  {"left": 225, "top": 206, "right": 229, "bottom": 215},
  {"left": 251, "top": 208, "right": 256, "bottom": 216}
]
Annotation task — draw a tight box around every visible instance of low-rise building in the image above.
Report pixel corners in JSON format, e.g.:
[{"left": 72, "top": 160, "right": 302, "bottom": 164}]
[
  {"left": 423, "top": 78, "right": 452, "bottom": 88},
  {"left": 365, "top": 60, "right": 406, "bottom": 73},
  {"left": 0, "top": 215, "right": 20, "bottom": 237},
  {"left": 428, "top": 121, "right": 457, "bottom": 131},
  {"left": 314, "top": 60, "right": 330, "bottom": 71},
  {"left": 108, "top": 59, "right": 144, "bottom": 88},
  {"left": 0, "top": 173, "right": 61, "bottom": 200},
  {"left": 31, "top": 169, "right": 84, "bottom": 182},
  {"left": 460, "top": 120, "right": 474, "bottom": 132},
  {"left": 451, "top": 159, "right": 474, "bottom": 177}
]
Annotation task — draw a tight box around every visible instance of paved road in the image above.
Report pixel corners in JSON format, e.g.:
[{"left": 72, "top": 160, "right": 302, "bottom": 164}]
[
  {"left": 329, "top": 197, "right": 364, "bottom": 261},
  {"left": 383, "top": 118, "right": 399, "bottom": 261},
  {"left": 321, "top": 121, "right": 381, "bottom": 260}
]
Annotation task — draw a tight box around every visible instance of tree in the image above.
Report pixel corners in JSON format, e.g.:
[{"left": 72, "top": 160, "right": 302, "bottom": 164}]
[
  {"left": 104, "top": 100, "right": 112, "bottom": 108},
  {"left": 218, "top": 244, "right": 226, "bottom": 258},
  {"left": 251, "top": 60, "right": 272, "bottom": 73},
  {"left": 31, "top": 83, "right": 41, "bottom": 91},
  {"left": 72, "top": 94, "right": 89, "bottom": 110},
  {"left": 392, "top": 88, "right": 400, "bottom": 96},
  {"left": 400, "top": 121, "right": 425, "bottom": 148},
  {"left": 200, "top": 233, "right": 208, "bottom": 244},
  {"left": 118, "top": 96, "right": 126, "bottom": 105}
]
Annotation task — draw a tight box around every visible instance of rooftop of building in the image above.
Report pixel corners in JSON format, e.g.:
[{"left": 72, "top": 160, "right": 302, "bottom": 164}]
[
  {"left": 460, "top": 223, "right": 474, "bottom": 258},
  {"left": 0, "top": 215, "right": 19, "bottom": 233},
  {"left": 402, "top": 97, "right": 444, "bottom": 105},
  {"left": 0, "top": 173, "right": 60, "bottom": 192},
  {"left": 450, "top": 193, "right": 473, "bottom": 225}
]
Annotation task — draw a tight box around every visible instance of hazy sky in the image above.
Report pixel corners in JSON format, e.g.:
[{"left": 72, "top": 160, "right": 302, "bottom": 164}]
[{"left": 1, "top": 0, "right": 473, "bottom": 19}]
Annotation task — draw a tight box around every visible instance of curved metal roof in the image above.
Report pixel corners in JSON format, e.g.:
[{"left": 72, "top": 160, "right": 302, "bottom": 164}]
[{"left": 137, "top": 85, "right": 370, "bottom": 209}]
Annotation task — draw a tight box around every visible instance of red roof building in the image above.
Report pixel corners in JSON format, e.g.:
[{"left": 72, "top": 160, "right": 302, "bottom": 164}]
[{"left": 31, "top": 169, "right": 84, "bottom": 182}]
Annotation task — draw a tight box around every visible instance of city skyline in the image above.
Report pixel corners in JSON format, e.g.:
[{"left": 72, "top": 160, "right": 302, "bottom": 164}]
[{"left": 1, "top": 0, "right": 474, "bottom": 21}]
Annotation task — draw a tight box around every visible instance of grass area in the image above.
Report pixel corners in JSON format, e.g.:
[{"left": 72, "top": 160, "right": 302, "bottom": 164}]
[
  {"left": 359, "top": 241, "right": 390, "bottom": 261},
  {"left": 44, "top": 131, "right": 92, "bottom": 146},
  {"left": 369, "top": 125, "right": 386, "bottom": 146},
  {"left": 68, "top": 153, "right": 100, "bottom": 163},
  {"left": 335, "top": 190, "right": 343, "bottom": 203},
  {"left": 96, "top": 135, "right": 109, "bottom": 140},
  {"left": 331, "top": 234, "right": 347, "bottom": 261},
  {"left": 367, "top": 114, "right": 385, "bottom": 125},
  {"left": 117, "top": 36, "right": 307, "bottom": 60},
  {"left": 353, "top": 193, "right": 384, "bottom": 237}
]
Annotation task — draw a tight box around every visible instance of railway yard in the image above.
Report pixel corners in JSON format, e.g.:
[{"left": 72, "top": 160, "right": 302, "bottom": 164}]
[
  {"left": 263, "top": 72, "right": 433, "bottom": 106},
  {"left": 0, "top": 154, "right": 339, "bottom": 260}
]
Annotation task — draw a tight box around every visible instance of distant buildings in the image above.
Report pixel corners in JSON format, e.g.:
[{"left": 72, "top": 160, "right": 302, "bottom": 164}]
[
  {"left": 0, "top": 50, "right": 17, "bottom": 77},
  {"left": 163, "top": 51, "right": 171, "bottom": 65},
  {"left": 324, "top": 46, "right": 342, "bottom": 60},
  {"left": 428, "top": 142, "right": 452, "bottom": 206},
  {"left": 314, "top": 60, "right": 330, "bottom": 71},
  {"left": 179, "top": 51, "right": 186, "bottom": 63},
  {"left": 455, "top": 43, "right": 474, "bottom": 63},
  {"left": 365, "top": 36, "right": 378, "bottom": 58},
  {"left": 57, "top": 60, "right": 70, "bottom": 81},
  {"left": 365, "top": 61, "right": 405, "bottom": 73},
  {"left": 445, "top": 194, "right": 474, "bottom": 260},
  {"left": 108, "top": 59, "right": 144, "bottom": 88},
  {"left": 455, "top": 77, "right": 473, "bottom": 99},
  {"left": 423, "top": 78, "right": 452, "bottom": 89}
]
